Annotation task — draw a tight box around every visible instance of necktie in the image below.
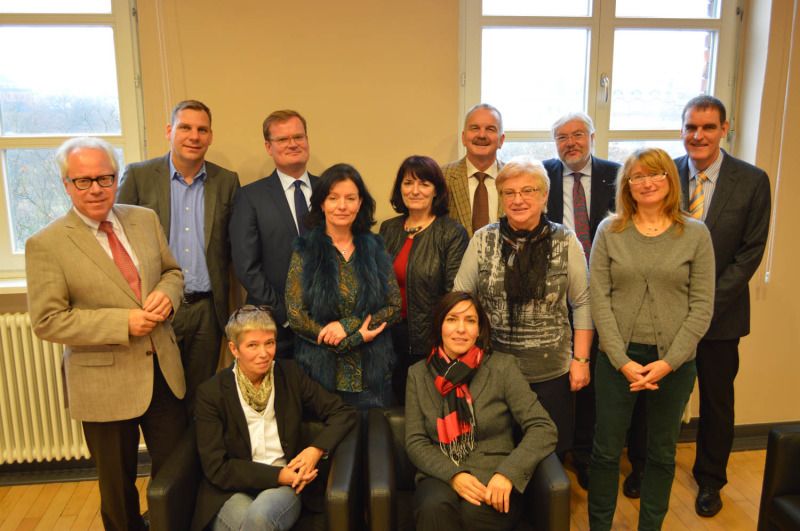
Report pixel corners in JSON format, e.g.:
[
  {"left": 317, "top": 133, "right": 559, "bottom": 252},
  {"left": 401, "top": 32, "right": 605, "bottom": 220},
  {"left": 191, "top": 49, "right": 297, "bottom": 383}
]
[
  {"left": 690, "top": 172, "right": 707, "bottom": 220},
  {"left": 99, "top": 221, "right": 141, "bottom": 300},
  {"left": 472, "top": 172, "right": 489, "bottom": 233},
  {"left": 293, "top": 180, "right": 309, "bottom": 235},
  {"left": 572, "top": 173, "right": 591, "bottom": 259}
]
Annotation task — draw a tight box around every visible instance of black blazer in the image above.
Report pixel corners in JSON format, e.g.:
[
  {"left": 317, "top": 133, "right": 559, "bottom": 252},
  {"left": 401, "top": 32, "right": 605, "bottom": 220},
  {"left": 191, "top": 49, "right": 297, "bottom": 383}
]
[
  {"left": 544, "top": 156, "right": 619, "bottom": 242},
  {"left": 191, "top": 360, "right": 356, "bottom": 531},
  {"left": 675, "top": 151, "right": 771, "bottom": 339},
  {"left": 229, "top": 170, "right": 318, "bottom": 328}
]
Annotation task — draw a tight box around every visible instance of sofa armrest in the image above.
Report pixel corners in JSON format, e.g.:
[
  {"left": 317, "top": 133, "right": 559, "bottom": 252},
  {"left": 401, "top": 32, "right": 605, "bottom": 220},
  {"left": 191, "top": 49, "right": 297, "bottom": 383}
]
[
  {"left": 526, "top": 452, "right": 571, "bottom": 531},
  {"left": 147, "top": 425, "right": 200, "bottom": 531},
  {"left": 758, "top": 423, "right": 800, "bottom": 531},
  {"left": 326, "top": 416, "right": 361, "bottom": 531},
  {"left": 367, "top": 408, "right": 396, "bottom": 531}
]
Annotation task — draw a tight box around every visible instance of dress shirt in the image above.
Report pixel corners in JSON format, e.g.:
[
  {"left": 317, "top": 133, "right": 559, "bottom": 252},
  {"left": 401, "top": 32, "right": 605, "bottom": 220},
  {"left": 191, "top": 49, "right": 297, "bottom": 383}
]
[
  {"left": 277, "top": 170, "right": 312, "bottom": 233},
  {"left": 233, "top": 361, "right": 286, "bottom": 467},
  {"left": 687, "top": 151, "right": 724, "bottom": 221},
  {"left": 560, "top": 160, "right": 592, "bottom": 232},
  {"left": 168, "top": 156, "right": 211, "bottom": 293},
  {"left": 465, "top": 159, "right": 499, "bottom": 223},
  {"left": 72, "top": 207, "right": 140, "bottom": 269}
]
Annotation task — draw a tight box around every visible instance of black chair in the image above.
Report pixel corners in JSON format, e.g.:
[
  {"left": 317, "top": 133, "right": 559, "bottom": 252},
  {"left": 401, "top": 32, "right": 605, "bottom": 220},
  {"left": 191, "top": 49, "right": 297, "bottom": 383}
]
[
  {"left": 147, "top": 420, "right": 361, "bottom": 531},
  {"left": 758, "top": 423, "right": 800, "bottom": 531},
  {"left": 367, "top": 407, "right": 571, "bottom": 531}
]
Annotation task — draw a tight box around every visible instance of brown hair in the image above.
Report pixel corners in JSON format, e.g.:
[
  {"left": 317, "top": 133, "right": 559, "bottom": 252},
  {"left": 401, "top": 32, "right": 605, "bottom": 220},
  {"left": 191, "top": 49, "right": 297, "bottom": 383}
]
[
  {"left": 170, "top": 100, "right": 212, "bottom": 126},
  {"left": 262, "top": 109, "right": 308, "bottom": 141}
]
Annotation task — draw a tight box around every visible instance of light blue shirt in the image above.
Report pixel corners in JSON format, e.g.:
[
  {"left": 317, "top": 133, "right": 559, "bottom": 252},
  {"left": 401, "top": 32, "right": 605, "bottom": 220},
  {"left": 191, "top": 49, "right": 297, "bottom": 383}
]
[
  {"left": 560, "top": 159, "right": 592, "bottom": 231},
  {"left": 168, "top": 157, "right": 211, "bottom": 293}
]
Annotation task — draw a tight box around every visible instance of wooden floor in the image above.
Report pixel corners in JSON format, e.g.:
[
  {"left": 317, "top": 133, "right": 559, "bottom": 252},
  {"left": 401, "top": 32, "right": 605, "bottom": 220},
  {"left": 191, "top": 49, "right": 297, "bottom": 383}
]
[{"left": 0, "top": 443, "right": 765, "bottom": 530}]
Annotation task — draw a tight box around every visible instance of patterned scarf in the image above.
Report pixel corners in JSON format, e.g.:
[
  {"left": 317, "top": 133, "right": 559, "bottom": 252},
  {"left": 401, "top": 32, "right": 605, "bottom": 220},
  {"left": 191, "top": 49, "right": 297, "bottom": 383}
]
[
  {"left": 427, "top": 345, "right": 484, "bottom": 464},
  {"left": 234, "top": 362, "right": 272, "bottom": 413}
]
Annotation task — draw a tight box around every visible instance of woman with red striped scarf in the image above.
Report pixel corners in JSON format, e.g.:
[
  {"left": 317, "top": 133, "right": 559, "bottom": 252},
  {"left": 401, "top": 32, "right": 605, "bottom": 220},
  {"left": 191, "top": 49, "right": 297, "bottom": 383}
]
[{"left": 405, "top": 291, "right": 558, "bottom": 531}]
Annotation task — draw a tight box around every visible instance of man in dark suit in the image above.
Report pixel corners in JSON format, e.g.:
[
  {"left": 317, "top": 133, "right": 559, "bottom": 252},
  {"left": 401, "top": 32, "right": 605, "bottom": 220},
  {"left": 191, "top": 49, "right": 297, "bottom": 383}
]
[
  {"left": 543, "top": 112, "right": 618, "bottom": 489},
  {"left": 27, "top": 137, "right": 187, "bottom": 530},
  {"left": 677, "top": 95, "right": 770, "bottom": 516},
  {"left": 229, "top": 109, "right": 317, "bottom": 358},
  {"left": 118, "top": 100, "right": 240, "bottom": 409}
]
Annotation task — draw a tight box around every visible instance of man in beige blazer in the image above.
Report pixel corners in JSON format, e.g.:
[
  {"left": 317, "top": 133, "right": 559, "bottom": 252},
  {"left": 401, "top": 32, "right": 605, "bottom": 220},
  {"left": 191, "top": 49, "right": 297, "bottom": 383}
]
[
  {"left": 442, "top": 103, "right": 505, "bottom": 237},
  {"left": 25, "top": 137, "right": 187, "bottom": 531}
]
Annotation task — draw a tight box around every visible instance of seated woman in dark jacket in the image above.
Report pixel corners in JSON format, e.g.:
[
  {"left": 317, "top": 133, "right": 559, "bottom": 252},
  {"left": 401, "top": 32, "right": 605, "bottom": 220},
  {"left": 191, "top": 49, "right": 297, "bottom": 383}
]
[
  {"left": 380, "top": 155, "right": 468, "bottom": 403},
  {"left": 405, "top": 292, "right": 557, "bottom": 531},
  {"left": 192, "top": 306, "right": 357, "bottom": 531}
]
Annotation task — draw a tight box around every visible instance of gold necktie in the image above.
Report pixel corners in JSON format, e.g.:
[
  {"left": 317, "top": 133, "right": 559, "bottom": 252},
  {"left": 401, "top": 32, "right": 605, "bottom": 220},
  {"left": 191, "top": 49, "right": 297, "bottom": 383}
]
[{"left": 689, "top": 172, "right": 707, "bottom": 220}]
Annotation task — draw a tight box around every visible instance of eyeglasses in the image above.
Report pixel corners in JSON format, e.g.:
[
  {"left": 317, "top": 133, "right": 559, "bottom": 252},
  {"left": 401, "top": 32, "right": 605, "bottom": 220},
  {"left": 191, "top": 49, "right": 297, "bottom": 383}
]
[
  {"left": 501, "top": 187, "right": 541, "bottom": 201},
  {"left": 268, "top": 134, "right": 307, "bottom": 147},
  {"left": 555, "top": 131, "right": 588, "bottom": 144},
  {"left": 628, "top": 173, "right": 668, "bottom": 186},
  {"left": 67, "top": 174, "right": 116, "bottom": 190}
]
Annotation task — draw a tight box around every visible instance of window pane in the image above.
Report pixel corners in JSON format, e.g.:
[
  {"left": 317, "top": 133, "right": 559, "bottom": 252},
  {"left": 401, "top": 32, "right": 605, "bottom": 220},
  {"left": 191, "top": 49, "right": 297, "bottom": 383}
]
[
  {"left": 483, "top": 28, "right": 589, "bottom": 131},
  {"left": 0, "top": 26, "right": 121, "bottom": 135},
  {"left": 609, "top": 30, "right": 715, "bottom": 131},
  {"left": 616, "top": 0, "right": 720, "bottom": 19},
  {"left": 498, "top": 141, "right": 556, "bottom": 162},
  {"left": 3, "top": 148, "right": 124, "bottom": 253},
  {"left": 483, "top": 0, "right": 590, "bottom": 17},
  {"left": 607, "top": 140, "right": 685, "bottom": 164},
  {"left": 0, "top": 0, "right": 110, "bottom": 14}
]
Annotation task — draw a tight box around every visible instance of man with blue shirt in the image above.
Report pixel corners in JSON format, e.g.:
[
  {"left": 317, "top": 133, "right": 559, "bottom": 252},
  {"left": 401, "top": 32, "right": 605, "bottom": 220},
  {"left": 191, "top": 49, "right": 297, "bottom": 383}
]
[{"left": 118, "top": 99, "right": 240, "bottom": 409}]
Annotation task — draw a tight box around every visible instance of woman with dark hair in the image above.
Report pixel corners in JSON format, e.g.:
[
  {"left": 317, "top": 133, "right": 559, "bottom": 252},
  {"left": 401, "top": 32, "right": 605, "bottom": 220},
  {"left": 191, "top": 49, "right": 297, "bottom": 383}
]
[
  {"left": 286, "top": 163, "right": 401, "bottom": 410},
  {"left": 405, "top": 291, "right": 556, "bottom": 531},
  {"left": 453, "top": 156, "right": 593, "bottom": 455},
  {"left": 588, "top": 148, "right": 714, "bottom": 530},
  {"left": 379, "top": 155, "right": 468, "bottom": 403}
]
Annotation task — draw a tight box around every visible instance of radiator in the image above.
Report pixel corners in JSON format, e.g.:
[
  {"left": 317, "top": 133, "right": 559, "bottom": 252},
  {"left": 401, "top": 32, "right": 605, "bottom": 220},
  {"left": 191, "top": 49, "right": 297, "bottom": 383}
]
[{"left": 0, "top": 313, "right": 89, "bottom": 464}]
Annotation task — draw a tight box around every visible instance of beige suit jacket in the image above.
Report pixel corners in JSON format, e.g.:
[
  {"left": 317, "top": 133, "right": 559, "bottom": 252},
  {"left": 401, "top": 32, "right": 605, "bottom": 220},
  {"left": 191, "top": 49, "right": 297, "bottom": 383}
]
[
  {"left": 25, "top": 205, "right": 185, "bottom": 422},
  {"left": 441, "top": 156, "right": 504, "bottom": 238}
]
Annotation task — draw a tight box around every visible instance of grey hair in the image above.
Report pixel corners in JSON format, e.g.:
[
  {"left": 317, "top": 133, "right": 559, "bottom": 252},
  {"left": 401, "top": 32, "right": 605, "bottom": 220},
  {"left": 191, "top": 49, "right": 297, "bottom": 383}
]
[
  {"left": 55, "top": 137, "right": 119, "bottom": 180},
  {"left": 495, "top": 155, "right": 551, "bottom": 195},
  {"left": 225, "top": 306, "right": 278, "bottom": 345},
  {"left": 464, "top": 103, "right": 504, "bottom": 135},
  {"left": 551, "top": 112, "right": 595, "bottom": 139}
]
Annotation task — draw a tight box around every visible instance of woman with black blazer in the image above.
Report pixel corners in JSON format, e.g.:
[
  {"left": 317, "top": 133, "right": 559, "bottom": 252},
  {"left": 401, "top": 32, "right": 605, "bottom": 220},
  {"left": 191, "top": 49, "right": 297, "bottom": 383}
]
[{"left": 192, "top": 306, "right": 356, "bottom": 531}]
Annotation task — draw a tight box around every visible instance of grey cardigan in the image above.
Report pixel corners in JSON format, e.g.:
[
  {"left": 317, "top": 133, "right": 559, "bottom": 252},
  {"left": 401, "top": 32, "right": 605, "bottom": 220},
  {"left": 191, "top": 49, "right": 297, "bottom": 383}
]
[
  {"left": 405, "top": 352, "right": 557, "bottom": 493},
  {"left": 589, "top": 216, "right": 715, "bottom": 370}
]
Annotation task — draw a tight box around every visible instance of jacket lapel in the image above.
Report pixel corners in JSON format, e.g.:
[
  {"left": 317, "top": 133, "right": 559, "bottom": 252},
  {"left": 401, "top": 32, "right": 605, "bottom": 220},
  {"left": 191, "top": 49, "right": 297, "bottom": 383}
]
[
  {"left": 548, "top": 161, "right": 565, "bottom": 224},
  {"left": 203, "top": 164, "right": 218, "bottom": 250},
  {"left": 156, "top": 155, "right": 172, "bottom": 239},
  {"left": 703, "top": 152, "right": 738, "bottom": 231},
  {"left": 589, "top": 157, "right": 613, "bottom": 229},
  {"left": 222, "top": 368, "right": 253, "bottom": 456},
  {"left": 266, "top": 171, "right": 300, "bottom": 237},
  {"left": 676, "top": 155, "right": 691, "bottom": 209},
  {"left": 454, "top": 158, "right": 472, "bottom": 228},
  {"left": 272, "top": 362, "right": 288, "bottom": 444},
  {"left": 115, "top": 206, "right": 151, "bottom": 298}
]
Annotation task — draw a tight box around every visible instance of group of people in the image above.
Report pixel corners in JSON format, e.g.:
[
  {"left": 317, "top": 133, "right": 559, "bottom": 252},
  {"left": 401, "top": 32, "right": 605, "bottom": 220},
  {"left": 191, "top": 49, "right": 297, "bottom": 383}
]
[{"left": 24, "top": 94, "right": 770, "bottom": 531}]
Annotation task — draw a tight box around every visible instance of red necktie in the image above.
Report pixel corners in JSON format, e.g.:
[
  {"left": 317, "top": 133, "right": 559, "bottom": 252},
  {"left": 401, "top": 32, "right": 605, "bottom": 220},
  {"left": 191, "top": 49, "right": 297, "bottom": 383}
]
[
  {"left": 572, "top": 173, "right": 591, "bottom": 259},
  {"left": 99, "top": 220, "right": 141, "bottom": 300},
  {"left": 472, "top": 172, "right": 489, "bottom": 233}
]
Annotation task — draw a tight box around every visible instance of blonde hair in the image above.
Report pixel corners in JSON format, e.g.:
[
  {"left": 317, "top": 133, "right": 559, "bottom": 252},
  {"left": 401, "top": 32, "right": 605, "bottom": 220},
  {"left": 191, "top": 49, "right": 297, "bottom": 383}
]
[
  {"left": 609, "top": 148, "right": 684, "bottom": 233},
  {"left": 495, "top": 156, "right": 550, "bottom": 195},
  {"left": 225, "top": 306, "right": 278, "bottom": 345}
]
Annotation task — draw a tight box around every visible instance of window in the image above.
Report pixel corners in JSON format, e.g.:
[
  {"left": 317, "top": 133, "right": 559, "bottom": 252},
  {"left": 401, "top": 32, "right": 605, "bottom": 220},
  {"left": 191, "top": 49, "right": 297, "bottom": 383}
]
[
  {"left": 463, "top": 0, "right": 740, "bottom": 164},
  {"left": 0, "top": 0, "right": 142, "bottom": 276}
]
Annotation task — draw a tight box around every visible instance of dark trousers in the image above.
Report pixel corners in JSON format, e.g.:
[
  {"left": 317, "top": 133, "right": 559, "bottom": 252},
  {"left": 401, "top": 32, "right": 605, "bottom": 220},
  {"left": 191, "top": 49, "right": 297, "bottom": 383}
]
[
  {"left": 588, "top": 345, "right": 696, "bottom": 531},
  {"left": 413, "top": 477, "right": 522, "bottom": 531},
  {"left": 572, "top": 338, "right": 599, "bottom": 468},
  {"left": 173, "top": 297, "right": 221, "bottom": 412},
  {"left": 82, "top": 355, "right": 187, "bottom": 531},
  {"left": 391, "top": 320, "right": 425, "bottom": 406},
  {"left": 626, "top": 392, "right": 648, "bottom": 473},
  {"left": 530, "top": 372, "right": 574, "bottom": 456},
  {"left": 693, "top": 338, "right": 740, "bottom": 490}
]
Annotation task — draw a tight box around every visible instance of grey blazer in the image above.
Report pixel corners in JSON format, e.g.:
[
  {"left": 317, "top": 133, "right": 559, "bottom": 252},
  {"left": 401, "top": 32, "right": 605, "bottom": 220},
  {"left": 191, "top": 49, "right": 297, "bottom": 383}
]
[{"left": 405, "top": 352, "right": 557, "bottom": 493}]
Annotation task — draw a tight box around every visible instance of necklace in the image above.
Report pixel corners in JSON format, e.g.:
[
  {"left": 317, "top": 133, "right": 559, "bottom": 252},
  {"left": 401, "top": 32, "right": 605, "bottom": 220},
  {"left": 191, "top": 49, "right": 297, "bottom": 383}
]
[
  {"left": 334, "top": 240, "right": 354, "bottom": 258},
  {"left": 404, "top": 216, "right": 436, "bottom": 235},
  {"left": 634, "top": 215, "right": 669, "bottom": 235}
]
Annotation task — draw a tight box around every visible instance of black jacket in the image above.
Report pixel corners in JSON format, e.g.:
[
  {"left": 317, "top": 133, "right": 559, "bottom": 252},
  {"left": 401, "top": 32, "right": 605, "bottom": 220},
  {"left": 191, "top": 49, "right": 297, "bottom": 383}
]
[{"left": 379, "top": 215, "right": 468, "bottom": 360}]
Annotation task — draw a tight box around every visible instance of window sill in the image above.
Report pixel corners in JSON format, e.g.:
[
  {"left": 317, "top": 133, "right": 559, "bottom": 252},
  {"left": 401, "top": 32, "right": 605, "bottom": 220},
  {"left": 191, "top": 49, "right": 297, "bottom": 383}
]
[{"left": 0, "top": 278, "right": 27, "bottom": 294}]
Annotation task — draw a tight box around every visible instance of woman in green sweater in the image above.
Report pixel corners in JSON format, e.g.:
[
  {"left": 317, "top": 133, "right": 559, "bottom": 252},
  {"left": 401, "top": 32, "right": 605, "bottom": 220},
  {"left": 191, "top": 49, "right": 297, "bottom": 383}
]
[{"left": 588, "top": 148, "right": 715, "bottom": 530}]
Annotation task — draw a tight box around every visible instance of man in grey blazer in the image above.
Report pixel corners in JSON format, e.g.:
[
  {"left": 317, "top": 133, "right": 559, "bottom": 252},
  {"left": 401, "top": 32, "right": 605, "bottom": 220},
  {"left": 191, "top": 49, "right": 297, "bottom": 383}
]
[
  {"left": 26, "top": 137, "right": 187, "bottom": 531},
  {"left": 229, "top": 109, "right": 317, "bottom": 358},
  {"left": 442, "top": 103, "right": 505, "bottom": 237},
  {"left": 118, "top": 100, "right": 240, "bottom": 409}
]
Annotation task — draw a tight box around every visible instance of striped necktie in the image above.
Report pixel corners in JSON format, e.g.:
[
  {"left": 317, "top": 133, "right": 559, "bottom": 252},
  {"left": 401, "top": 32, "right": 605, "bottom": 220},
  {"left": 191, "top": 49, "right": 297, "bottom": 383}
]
[
  {"left": 571, "top": 173, "right": 591, "bottom": 259},
  {"left": 99, "top": 221, "right": 141, "bottom": 300},
  {"left": 689, "top": 172, "right": 708, "bottom": 220}
]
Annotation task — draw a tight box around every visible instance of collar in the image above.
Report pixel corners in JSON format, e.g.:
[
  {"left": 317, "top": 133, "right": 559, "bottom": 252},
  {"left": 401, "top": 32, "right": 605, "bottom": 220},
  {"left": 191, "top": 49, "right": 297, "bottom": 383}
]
[
  {"left": 688, "top": 150, "right": 724, "bottom": 183},
  {"left": 72, "top": 206, "right": 120, "bottom": 233},
  {"left": 466, "top": 158, "right": 499, "bottom": 179},
  {"left": 561, "top": 158, "right": 592, "bottom": 178},
  {"left": 169, "top": 155, "right": 207, "bottom": 184},
  {"left": 277, "top": 169, "right": 311, "bottom": 192}
]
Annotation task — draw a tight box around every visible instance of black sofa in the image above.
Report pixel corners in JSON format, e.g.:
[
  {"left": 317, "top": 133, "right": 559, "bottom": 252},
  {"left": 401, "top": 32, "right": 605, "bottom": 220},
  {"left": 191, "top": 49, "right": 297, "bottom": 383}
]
[
  {"left": 758, "top": 423, "right": 800, "bottom": 531},
  {"left": 366, "top": 407, "right": 571, "bottom": 531},
  {"left": 147, "top": 421, "right": 361, "bottom": 531}
]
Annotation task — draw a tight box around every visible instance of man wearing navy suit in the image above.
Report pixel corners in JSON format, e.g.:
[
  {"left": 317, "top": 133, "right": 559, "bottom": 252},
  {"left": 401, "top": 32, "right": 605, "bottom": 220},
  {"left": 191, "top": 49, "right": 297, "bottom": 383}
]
[
  {"left": 229, "top": 110, "right": 316, "bottom": 359},
  {"left": 543, "top": 112, "right": 619, "bottom": 489}
]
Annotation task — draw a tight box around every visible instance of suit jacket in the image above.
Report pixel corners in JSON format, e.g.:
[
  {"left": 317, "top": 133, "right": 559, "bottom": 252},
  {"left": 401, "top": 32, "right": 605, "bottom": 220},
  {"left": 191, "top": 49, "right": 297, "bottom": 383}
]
[
  {"left": 25, "top": 205, "right": 185, "bottom": 422},
  {"left": 117, "top": 154, "right": 240, "bottom": 329},
  {"left": 675, "top": 150, "right": 771, "bottom": 339},
  {"left": 191, "top": 361, "right": 357, "bottom": 531},
  {"left": 442, "top": 157, "right": 504, "bottom": 238},
  {"left": 543, "top": 156, "right": 619, "bottom": 242},
  {"left": 229, "top": 170, "right": 318, "bottom": 327},
  {"left": 405, "top": 352, "right": 557, "bottom": 494}
]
